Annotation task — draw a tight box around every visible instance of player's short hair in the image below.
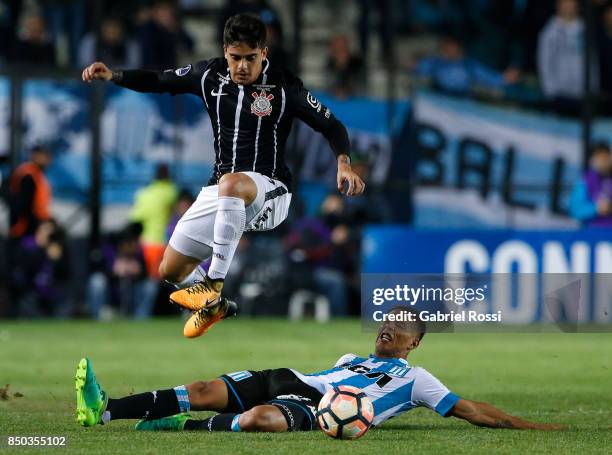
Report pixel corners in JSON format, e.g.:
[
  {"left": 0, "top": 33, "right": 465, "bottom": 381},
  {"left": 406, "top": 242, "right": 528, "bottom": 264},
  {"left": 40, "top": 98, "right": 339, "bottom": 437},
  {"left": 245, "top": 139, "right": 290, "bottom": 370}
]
[
  {"left": 389, "top": 305, "right": 426, "bottom": 341},
  {"left": 223, "top": 13, "right": 267, "bottom": 49}
]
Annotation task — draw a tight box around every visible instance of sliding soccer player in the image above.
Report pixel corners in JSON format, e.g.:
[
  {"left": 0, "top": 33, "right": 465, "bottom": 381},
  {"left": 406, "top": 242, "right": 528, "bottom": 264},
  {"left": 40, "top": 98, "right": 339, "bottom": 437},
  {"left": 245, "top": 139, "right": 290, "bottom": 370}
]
[{"left": 75, "top": 308, "right": 563, "bottom": 432}]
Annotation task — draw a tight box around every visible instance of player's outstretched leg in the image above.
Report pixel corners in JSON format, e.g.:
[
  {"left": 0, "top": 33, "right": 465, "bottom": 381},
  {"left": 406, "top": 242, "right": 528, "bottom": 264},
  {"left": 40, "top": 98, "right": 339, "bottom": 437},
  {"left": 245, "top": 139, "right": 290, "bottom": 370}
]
[
  {"left": 75, "top": 358, "right": 108, "bottom": 426},
  {"left": 183, "top": 297, "right": 238, "bottom": 338},
  {"left": 136, "top": 405, "right": 289, "bottom": 432}
]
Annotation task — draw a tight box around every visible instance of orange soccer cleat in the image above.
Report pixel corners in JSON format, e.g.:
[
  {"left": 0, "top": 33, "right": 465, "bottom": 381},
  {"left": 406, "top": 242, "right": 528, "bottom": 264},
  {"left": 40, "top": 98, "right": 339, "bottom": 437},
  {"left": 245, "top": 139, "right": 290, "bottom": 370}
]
[
  {"left": 169, "top": 276, "right": 224, "bottom": 311},
  {"left": 183, "top": 298, "right": 238, "bottom": 338}
]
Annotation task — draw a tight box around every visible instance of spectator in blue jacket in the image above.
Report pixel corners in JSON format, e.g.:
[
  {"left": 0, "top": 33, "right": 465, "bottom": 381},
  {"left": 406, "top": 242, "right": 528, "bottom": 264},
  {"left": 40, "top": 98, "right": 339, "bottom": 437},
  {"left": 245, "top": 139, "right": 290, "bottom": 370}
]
[
  {"left": 569, "top": 143, "right": 612, "bottom": 228},
  {"left": 414, "top": 35, "right": 520, "bottom": 97}
]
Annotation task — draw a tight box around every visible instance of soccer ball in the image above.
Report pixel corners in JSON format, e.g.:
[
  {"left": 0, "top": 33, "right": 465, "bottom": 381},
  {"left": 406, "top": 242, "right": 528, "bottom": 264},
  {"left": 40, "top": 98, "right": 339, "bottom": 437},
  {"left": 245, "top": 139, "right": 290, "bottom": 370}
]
[{"left": 316, "top": 385, "right": 374, "bottom": 440}]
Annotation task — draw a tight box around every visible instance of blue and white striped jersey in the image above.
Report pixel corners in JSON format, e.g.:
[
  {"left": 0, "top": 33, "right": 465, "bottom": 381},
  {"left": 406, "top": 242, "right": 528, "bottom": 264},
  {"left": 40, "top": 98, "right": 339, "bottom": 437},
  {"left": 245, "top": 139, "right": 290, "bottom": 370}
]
[{"left": 292, "top": 354, "right": 460, "bottom": 426}]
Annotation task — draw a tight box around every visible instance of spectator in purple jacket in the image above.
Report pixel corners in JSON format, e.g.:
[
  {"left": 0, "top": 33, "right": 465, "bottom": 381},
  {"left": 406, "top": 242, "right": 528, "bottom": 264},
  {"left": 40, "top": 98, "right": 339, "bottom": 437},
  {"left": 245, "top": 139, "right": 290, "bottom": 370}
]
[{"left": 569, "top": 143, "right": 612, "bottom": 227}]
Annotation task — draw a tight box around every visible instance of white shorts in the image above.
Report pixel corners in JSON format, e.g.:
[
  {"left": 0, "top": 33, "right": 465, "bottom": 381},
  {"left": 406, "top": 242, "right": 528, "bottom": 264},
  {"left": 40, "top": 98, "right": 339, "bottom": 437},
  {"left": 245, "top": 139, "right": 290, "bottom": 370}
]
[{"left": 169, "top": 172, "right": 292, "bottom": 260}]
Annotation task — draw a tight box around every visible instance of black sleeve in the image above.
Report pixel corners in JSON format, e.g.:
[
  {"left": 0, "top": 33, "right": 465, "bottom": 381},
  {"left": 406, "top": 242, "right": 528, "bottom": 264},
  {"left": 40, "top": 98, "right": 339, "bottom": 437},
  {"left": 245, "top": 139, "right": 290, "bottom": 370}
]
[
  {"left": 113, "top": 61, "right": 208, "bottom": 96},
  {"left": 288, "top": 75, "right": 350, "bottom": 158}
]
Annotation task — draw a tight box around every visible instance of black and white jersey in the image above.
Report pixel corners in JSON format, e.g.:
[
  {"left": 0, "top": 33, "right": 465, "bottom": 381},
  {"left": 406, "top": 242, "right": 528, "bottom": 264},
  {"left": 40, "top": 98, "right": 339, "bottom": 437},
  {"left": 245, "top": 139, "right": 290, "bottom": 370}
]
[{"left": 115, "top": 58, "right": 350, "bottom": 190}]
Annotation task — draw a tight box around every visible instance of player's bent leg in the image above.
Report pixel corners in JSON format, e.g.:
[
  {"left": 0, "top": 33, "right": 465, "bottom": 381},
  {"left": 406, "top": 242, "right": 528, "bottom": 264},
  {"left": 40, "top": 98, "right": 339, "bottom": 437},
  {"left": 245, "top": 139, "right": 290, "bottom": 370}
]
[
  {"left": 206, "top": 172, "right": 256, "bottom": 281},
  {"left": 159, "top": 245, "right": 203, "bottom": 286},
  {"left": 185, "top": 379, "right": 229, "bottom": 411}
]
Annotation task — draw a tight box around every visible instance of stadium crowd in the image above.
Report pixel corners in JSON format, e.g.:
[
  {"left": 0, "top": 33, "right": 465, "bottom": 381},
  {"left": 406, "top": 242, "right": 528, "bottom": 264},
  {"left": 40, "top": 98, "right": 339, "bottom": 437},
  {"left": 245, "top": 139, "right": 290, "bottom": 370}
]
[
  {"left": 1, "top": 0, "right": 612, "bottom": 111},
  {"left": 1, "top": 0, "right": 611, "bottom": 320}
]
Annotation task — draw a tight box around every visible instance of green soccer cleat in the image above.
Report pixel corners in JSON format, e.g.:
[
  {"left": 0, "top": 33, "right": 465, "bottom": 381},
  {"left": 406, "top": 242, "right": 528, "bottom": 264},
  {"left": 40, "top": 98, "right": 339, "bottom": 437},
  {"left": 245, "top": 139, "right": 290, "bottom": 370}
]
[
  {"left": 135, "top": 414, "right": 191, "bottom": 431},
  {"left": 75, "top": 358, "right": 108, "bottom": 427}
]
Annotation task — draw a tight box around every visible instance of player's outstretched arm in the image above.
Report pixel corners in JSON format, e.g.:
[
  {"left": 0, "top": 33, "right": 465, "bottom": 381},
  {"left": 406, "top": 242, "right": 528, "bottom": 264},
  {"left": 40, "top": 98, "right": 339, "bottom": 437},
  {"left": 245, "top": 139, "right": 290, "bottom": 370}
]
[
  {"left": 82, "top": 61, "right": 202, "bottom": 96},
  {"left": 449, "top": 398, "right": 565, "bottom": 430}
]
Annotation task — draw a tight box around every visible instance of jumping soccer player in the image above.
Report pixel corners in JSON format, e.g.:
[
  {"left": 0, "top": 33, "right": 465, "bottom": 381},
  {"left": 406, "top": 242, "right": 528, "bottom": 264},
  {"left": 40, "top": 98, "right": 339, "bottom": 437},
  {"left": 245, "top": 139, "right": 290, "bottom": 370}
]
[
  {"left": 75, "top": 308, "right": 563, "bottom": 432},
  {"left": 81, "top": 14, "right": 365, "bottom": 338}
]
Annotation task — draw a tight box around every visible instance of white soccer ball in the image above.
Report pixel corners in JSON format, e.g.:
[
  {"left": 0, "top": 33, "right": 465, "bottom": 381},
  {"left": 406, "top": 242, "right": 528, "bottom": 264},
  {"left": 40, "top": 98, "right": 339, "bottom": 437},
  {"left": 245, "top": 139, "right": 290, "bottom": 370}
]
[{"left": 316, "top": 385, "right": 374, "bottom": 440}]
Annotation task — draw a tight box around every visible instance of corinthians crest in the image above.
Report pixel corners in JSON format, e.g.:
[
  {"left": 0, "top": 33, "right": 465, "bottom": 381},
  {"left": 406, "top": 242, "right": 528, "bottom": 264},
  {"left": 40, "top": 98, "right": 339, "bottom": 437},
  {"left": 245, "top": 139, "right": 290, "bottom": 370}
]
[{"left": 251, "top": 90, "right": 274, "bottom": 117}]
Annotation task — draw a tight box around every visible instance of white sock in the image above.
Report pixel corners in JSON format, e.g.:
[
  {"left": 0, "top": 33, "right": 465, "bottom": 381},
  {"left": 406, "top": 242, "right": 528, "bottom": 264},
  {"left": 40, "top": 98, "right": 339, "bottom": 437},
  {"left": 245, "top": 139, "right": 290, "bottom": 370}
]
[
  {"left": 208, "top": 197, "right": 246, "bottom": 280},
  {"left": 102, "top": 411, "right": 111, "bottom": 424}
]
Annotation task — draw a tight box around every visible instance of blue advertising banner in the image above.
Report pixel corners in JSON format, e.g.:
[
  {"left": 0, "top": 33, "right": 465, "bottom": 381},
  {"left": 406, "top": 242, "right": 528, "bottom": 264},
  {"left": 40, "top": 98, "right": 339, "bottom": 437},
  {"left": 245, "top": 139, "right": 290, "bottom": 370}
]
[
  {"left": 362, "top": 227, "right": 612, "bottom": 323},
  {"left": 413, "top": 91, "right": 612, "bottom": 229},
  {"left": 21, "top": 80, "right": 92, "bottom": 201}
]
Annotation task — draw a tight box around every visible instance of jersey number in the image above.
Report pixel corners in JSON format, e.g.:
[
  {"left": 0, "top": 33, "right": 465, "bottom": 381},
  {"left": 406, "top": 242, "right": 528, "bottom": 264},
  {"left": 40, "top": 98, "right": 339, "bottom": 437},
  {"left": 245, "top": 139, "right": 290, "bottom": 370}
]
[{"left": 344, "top": 365, "right": 392, "bottom": 388}]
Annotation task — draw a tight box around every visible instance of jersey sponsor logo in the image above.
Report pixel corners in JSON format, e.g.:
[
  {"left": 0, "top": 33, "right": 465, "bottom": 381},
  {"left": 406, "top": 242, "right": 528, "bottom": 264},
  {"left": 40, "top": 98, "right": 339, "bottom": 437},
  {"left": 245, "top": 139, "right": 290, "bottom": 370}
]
[
  {"left": 211, "top": 90, "right": 228, "bottom": 97},
  {"left": 174, "top": 64, "right": 192, "bottom": 76},
  {"left": 251, "top": 90, "right": 274, "bottom": 117},
  {"left": 306, "top": 92, "right": 321, "bottom": 112},
  {"left": 253, "top": 84, "right": 276, "bottom": 91},
  {"left": 324, "top": 108, "right": 331, "bottom": 119},
  {"left": 217, "top": 72, "right": 231, "bottom": 82}
]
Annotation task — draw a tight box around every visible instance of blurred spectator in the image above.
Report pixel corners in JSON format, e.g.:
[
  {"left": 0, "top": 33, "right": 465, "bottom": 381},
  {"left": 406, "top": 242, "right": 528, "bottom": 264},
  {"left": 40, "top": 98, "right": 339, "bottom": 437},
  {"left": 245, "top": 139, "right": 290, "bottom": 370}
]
[
  {"left": 14, "top": 219, "right": 73, "bottom": 318},
  {"left": 358, "top": 0, "right": 393, "bottom": 63},
  {"left": 8, "top": 145, "right": 52, "bottom": 241},
  {"left": 325, "top": 34, "right": 365, "bottom": 98},
  {"left": 570, "top": 143, "right": 612, "bottom": 227},
  {"left": 10, "top": 14, "right": 56, "bottom": 65},
  {"left": 537, "top": 0, "right": 599, "bottom": 116},
  {"left": 43, "top": 0, "right": 85, "bottom": 65},
  {"left": 599, "top": 3, "right": 612, "bottom": 114},
  {"left": 167, "top": 188, "right": 195, "bottom": 240},
  {"left": 284, "top": 213, "right": 349, "bottom": 316},
  {"left": 136, "top": 1, "right": 194, "bottom": 70},
  {"left": 130, "top": 164, "right": 178, "bottom": 279},
  {"left": 87, "top": 223, "right": 158, "bottom": 320},
  {"left": 0, "top": 0, "right": 23, "bottom": 63},
  {"left": 414, "top": 35, "right": 520, "bottom": 97},
  {"left": 77, "top": 17, "right": 140, "bottom": 69}
]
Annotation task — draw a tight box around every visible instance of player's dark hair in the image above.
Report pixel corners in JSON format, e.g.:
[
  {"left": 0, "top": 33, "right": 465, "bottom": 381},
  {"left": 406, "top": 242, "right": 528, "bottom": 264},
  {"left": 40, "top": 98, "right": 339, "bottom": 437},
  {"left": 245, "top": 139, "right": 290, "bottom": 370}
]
[
  {"left": 389, "top": 305, "right": 426, "bottom": 340},
  {"left": 223, "top": 13, "right": 267, "bottom": 49}
]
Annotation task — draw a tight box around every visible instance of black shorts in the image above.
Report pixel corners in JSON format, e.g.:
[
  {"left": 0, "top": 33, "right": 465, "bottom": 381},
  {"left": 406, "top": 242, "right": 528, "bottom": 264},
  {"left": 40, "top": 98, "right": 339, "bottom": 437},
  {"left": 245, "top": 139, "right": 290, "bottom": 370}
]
[{"left": 220, "top": 368, "right": 322, "bottom": 431}]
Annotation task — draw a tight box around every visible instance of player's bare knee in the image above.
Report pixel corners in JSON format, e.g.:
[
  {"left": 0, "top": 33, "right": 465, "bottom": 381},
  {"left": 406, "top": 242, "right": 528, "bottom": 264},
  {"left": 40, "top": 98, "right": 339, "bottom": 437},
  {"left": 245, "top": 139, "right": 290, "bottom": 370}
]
[
  {"left": 239, "top": 407, "right": 283, "bottom": 432},
  {"left": 218, "top": 173, "right": 242, "bottom": 196},
  {"left": 185, "top": 381, "right": 212, "bottom": 407},
  {"left": 218, "top": 173, "right": 256, "bottom": 204}
]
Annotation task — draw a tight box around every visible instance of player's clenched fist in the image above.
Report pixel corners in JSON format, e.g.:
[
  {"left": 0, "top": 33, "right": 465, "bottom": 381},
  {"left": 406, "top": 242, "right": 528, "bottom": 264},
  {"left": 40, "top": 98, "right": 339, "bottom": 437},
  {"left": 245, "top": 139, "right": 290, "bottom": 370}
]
[{"left": 82, "top": 62, "right": 113, "bottom": 83}]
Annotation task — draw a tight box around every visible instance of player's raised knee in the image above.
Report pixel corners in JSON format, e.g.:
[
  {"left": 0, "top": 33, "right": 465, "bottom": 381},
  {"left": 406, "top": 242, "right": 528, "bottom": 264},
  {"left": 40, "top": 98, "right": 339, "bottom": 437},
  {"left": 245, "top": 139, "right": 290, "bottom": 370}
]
[
  {"left": 238, "top": 406, "right": 286, "bottom": 432},
  {"left": 218, "top": 173, "right": 257, "bottom": 204}
]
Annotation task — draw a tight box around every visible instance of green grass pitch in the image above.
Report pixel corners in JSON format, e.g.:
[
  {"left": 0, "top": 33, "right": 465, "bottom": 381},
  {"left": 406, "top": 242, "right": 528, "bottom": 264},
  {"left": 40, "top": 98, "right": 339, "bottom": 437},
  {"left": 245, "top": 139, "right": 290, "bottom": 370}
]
[{"left": 1, "top": 318, "right": 611, "bottom": 454}]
